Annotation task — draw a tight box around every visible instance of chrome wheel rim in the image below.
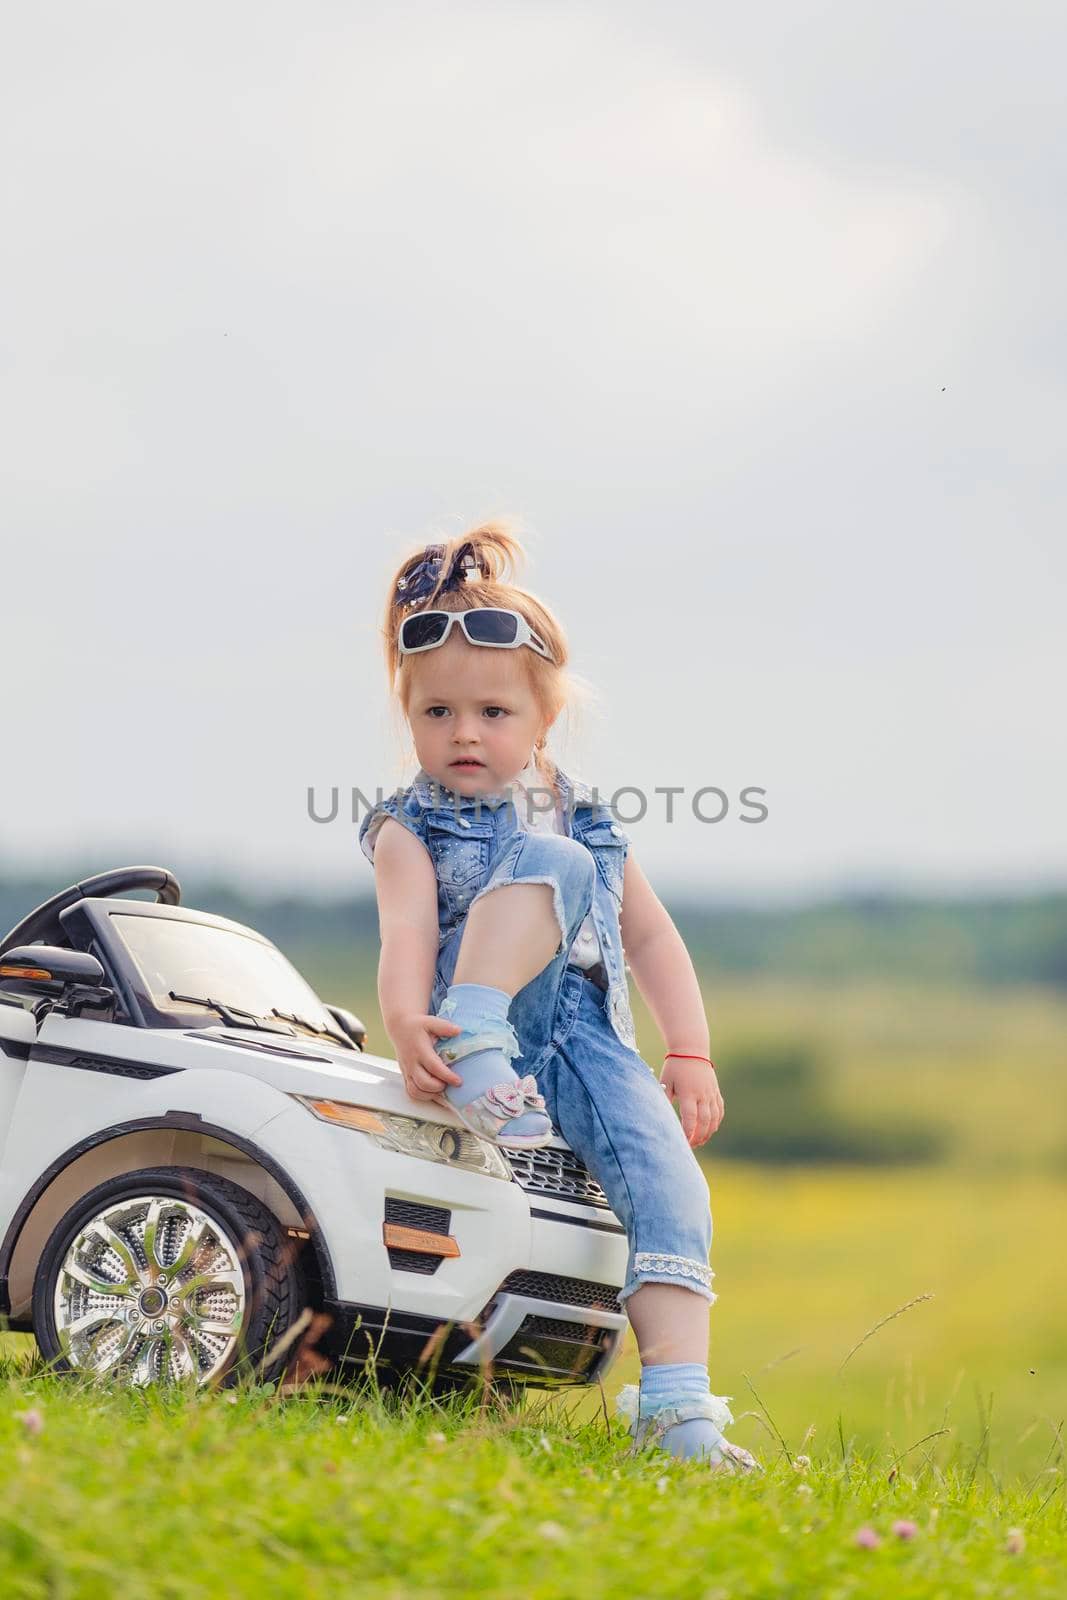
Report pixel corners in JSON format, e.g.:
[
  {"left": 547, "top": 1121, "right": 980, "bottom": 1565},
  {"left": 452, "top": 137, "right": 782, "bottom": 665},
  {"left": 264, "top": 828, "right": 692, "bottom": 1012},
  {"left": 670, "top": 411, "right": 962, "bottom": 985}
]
[{"left": 53, "top": 1193, "right": 247, "bottom": 1386}]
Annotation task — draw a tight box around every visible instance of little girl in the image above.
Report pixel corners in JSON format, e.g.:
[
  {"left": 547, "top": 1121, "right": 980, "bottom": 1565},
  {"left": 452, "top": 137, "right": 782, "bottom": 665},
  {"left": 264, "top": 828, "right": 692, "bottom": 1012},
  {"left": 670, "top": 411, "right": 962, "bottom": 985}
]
[{"left": 359, "top": 524, "right": 759, "bottom": 1473}]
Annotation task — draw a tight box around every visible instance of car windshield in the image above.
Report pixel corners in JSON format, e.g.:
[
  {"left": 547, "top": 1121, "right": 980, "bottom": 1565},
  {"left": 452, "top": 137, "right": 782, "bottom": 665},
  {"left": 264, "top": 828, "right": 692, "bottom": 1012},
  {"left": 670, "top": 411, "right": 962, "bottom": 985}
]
[{"left": 110, "top": 914, "right": 342, "bottom": 1038}]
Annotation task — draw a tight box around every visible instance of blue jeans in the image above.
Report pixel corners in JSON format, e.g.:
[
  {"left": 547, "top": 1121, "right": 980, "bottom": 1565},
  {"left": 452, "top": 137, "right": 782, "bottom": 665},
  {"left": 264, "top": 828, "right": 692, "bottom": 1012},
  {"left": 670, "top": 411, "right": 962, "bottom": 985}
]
[{"left": 435, "top": 832, "right": 715, "bottom": 1304}]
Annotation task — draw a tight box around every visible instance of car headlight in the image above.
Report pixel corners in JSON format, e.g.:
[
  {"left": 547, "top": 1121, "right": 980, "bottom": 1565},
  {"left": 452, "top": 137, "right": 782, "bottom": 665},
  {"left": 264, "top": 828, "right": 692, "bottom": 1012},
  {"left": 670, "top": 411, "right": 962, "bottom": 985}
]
[{"left": 291, "top": 1095, "right": 511, "bottom": 1182}]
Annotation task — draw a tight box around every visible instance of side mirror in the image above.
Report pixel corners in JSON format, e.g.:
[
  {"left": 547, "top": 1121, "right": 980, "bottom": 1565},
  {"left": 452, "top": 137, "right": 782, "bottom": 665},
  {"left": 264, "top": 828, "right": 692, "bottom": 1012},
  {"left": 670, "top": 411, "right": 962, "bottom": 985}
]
[
  {"left": 0, "top": 945, "right": 112, "bottom": 1016},
  {"left": 326, "top": 1004, "right": 367, "bottom": 1051}
]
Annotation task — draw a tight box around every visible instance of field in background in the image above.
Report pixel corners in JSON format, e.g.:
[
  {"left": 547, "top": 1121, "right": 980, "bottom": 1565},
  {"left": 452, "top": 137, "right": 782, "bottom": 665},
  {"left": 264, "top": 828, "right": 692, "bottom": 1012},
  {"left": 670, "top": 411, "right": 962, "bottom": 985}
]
[
  {"left": 289, "top": 946, "right": 1067, "bottom": 1483},
  {"left": 0, "top": 884, "right": 1065, "bottom": 1589}
]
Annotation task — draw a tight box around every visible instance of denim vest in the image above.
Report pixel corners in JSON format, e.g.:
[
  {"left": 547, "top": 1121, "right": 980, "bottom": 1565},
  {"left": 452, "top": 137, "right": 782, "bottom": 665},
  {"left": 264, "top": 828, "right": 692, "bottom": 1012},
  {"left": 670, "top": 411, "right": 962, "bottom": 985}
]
[{"left": 359, "top": 765, "right": 638, "bottom": 1052}]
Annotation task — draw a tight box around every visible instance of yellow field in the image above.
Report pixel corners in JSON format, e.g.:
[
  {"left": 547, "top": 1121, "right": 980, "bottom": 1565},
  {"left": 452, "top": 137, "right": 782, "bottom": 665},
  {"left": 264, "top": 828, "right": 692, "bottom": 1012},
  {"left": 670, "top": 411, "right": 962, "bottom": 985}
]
[
  {"left": 604, "top": 1163, "right": 1067, "bottom": 1482},
  {"left": 624, "top": 975, "right": 1067, "bottom": 1479},
  {"left": 8, "top": 956, "right": 1064, "bottom": 1482},
  {"left": 332, "top": 960, "right": 1067, "bottom": 1479}
]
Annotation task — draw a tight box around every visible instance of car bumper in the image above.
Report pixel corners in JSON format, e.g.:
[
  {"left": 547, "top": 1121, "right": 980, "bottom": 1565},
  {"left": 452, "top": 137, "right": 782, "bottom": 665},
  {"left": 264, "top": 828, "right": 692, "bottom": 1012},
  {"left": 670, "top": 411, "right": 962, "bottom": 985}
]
[
  {"left": 254, "top": 1108, "right": 630, "bottom": 1386},
  {"left": 318, "top": 1283, "right": 626, "bottom": 1388}
]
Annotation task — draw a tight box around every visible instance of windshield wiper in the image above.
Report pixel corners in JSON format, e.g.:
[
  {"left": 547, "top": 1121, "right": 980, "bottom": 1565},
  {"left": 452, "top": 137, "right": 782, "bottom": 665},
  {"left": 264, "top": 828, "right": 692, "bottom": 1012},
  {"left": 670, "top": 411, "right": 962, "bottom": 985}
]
[
  {"left": 168, "top": 992, "right": 297, "bottom": 1035},
  {"left": 270, "top": 1007, "right": 352, "bottom": 1047}
]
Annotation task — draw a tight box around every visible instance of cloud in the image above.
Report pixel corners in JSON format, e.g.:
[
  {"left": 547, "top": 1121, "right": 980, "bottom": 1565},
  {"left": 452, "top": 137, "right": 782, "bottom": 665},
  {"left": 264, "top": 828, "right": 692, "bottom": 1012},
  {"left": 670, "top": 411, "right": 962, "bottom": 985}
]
[{"left": 0, "top": 3, "right": 1063, "bottom": 898}]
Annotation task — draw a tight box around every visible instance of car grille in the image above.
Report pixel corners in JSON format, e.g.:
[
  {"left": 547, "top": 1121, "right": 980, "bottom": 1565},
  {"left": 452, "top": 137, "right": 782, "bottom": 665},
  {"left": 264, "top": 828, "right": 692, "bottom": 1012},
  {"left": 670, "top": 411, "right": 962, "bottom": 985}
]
[
  {"left": 520, "top": 1312, "right": 598, "bottom": 1340},
  {"left": 495, "top": 1314, "right": 619, "bottom": 1382},
  {"left": 504, "top": 1144, "right": 612, "bottom": 1210},
  {"left": 384, "top": 1198, "right": 452, "bottom": 1276},
  {"left": 495, "top": 1269, "right": 621, "bottom": 1312}
]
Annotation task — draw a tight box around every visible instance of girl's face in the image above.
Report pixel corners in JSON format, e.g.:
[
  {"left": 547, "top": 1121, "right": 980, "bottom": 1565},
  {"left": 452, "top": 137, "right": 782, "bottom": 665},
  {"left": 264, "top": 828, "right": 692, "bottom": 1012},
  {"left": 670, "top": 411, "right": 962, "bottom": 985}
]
[{"left": 406, "top": 633, "right": 548, "bottom": 794}]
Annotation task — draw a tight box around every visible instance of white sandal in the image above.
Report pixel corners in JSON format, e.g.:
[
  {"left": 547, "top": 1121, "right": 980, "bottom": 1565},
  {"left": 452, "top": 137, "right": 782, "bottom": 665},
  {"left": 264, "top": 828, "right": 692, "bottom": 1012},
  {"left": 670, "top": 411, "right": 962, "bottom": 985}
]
[
  {"left": 445, "top": 1075, "right": 555, "bottom": 1149},
  {"left": 434, "top": 1008, "right": 554, "bottom": 1148}
]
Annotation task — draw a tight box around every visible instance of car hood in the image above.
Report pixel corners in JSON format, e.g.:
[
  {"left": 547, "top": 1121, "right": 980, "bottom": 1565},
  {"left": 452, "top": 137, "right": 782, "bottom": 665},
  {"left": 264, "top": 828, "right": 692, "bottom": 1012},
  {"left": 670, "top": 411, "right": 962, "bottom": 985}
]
[
  {"left": 182, "top": 1026, "right": 450, "bottom": 1121},
  {"left": 31, "top": 1014, "right": 464, "bottom": 1128}
]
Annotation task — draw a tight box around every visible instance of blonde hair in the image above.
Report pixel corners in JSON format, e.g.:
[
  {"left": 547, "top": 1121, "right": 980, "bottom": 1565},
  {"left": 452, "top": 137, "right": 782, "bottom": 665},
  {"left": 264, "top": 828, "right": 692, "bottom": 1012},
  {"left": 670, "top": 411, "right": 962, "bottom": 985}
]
[{"left": 380, "top": 519, "right": 589, "bottom": 789}]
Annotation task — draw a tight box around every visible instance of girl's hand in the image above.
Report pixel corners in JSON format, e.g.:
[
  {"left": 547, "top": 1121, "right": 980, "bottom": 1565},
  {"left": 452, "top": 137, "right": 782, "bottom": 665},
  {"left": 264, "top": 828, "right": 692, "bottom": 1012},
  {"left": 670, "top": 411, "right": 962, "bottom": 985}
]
[
  {"left": 389, "top": 1014, "right": 464, "bottom": 1102},
  {"left": 661, "top": 1057, "right": 724, "bottom": 1147}
]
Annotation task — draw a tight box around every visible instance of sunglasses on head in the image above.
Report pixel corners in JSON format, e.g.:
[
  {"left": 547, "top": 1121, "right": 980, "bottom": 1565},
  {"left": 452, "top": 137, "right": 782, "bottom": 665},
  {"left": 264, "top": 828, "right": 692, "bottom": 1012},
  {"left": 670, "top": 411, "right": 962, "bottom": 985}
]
[{"left": 398, "top": 607, "right": 555, "bottom": 662}]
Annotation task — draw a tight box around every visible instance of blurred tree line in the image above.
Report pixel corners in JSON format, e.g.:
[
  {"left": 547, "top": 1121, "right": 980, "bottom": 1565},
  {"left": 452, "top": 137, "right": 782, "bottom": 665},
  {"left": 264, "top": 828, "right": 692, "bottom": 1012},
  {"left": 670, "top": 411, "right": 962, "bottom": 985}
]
[
  {"left": 3, "top": 870, "right": 1065, "bottom": 990},
  {"left": 711, "top": 1041, "right": 947, "bottom": 1165},
  {"left": 2, "top": 867, "right": 1062, "bottom": 1165}
]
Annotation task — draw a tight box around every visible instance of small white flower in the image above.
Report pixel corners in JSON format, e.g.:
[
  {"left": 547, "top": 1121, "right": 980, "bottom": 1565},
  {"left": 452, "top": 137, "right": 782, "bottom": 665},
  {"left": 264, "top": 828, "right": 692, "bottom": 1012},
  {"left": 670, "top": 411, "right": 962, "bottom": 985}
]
[{"left": 615, "top": 1385, "right": 640, "bottom": 1424}]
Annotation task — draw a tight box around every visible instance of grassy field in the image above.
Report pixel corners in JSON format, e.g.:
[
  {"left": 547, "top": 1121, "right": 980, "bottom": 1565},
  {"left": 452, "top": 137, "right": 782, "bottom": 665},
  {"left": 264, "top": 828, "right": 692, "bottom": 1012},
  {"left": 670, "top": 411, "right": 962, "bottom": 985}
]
[
  {"left": 1, "top": 967, "right": 1064, "bottom": 1593},
  {"left": 317, "top": 957, "right": 1067, "bottom": 1464},
  {"left": 0, "top": 1365, "right": 1062, "bottom": 1598},
  {"left": 299, "top": 951, "right": 1067, "bottom": 1177}
]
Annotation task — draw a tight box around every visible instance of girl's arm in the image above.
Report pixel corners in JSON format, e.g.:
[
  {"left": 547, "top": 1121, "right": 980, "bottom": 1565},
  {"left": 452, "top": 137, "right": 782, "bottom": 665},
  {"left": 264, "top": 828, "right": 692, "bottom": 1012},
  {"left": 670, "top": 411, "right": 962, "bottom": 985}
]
[
  {"left": 372, "top": 818, "right": 462, "bottom": 1100},
  {"left": 619, "top": 850, "right": 724, "bottom": 1147}
]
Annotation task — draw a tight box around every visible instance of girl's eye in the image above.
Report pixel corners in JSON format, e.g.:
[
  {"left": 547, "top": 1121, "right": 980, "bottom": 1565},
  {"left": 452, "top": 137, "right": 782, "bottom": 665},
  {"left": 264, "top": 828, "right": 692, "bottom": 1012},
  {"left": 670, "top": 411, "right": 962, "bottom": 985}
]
[{"left": 424, "top": 705, "right": 508, "bottom": 719}]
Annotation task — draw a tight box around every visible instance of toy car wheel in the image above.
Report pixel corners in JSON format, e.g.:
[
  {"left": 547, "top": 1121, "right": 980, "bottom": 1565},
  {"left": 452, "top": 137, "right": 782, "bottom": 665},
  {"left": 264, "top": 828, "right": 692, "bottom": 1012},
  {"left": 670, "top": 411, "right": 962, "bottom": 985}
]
[{"left": 32, "top": 1166, "right": 306, "bottom": 1388}]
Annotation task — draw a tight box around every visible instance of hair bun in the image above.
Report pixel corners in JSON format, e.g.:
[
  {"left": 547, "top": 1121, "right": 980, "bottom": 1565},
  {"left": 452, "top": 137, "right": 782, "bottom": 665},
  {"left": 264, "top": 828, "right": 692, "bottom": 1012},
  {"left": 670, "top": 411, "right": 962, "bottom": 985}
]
[
  {"left": 392, "top": 544, "right": 446, "bottom": 608},
  {"left": 393, "top": 540, "right": 493, "bottom": 608},
  {"left": 451, "top": 540, "right": 490, "bottom": 583}
]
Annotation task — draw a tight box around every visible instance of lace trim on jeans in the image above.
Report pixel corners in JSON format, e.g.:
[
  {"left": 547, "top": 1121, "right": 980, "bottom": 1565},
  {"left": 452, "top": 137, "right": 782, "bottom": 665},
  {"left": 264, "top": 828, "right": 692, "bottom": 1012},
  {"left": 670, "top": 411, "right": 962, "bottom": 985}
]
[{"left": 632, "top": 1252, "right": 714, "bottom": 1290}]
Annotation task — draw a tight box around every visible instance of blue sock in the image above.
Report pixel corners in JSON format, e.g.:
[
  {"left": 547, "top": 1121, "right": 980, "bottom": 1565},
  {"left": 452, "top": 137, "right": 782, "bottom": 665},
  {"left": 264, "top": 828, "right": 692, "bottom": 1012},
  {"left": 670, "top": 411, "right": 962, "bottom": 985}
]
[
  {"left": 640, "top": 1362, "right": 728, "bottom": 1463},
  {"left": 438, "top": 983, "right": 549, "bottom": 1138}
]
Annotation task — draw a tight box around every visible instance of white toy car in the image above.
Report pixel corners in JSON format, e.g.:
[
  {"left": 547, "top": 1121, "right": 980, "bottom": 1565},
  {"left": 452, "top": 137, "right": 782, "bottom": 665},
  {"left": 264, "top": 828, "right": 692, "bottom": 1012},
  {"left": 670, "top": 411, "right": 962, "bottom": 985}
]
[{"left": 0, "top": 867, "right": 627, "bottom": 1390}]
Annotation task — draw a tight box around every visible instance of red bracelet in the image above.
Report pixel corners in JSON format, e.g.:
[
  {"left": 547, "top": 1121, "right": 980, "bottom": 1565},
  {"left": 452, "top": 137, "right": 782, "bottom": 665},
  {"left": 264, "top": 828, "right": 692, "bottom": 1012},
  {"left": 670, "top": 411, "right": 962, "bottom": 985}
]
[{"left": 664, "top": 1052, "right": 716, "bottom": 1068}]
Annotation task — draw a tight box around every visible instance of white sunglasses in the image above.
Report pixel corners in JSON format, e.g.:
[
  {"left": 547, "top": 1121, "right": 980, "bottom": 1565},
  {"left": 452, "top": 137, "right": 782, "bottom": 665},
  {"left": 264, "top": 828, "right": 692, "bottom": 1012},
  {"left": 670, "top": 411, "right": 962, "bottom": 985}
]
[{"left": 398, "top": 607, "right": 555, "bottom": 662}]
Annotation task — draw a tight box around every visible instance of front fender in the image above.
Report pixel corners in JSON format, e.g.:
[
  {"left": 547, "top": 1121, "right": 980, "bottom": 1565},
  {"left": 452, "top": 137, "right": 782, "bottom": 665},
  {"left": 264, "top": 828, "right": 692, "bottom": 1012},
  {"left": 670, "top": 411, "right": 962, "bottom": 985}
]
[
  {"left": 96, "top": 1063, "right": 302, "bottom": 1139},
  {"left": 0, "top": 1063, "right": 333, "bottom": 1309}
]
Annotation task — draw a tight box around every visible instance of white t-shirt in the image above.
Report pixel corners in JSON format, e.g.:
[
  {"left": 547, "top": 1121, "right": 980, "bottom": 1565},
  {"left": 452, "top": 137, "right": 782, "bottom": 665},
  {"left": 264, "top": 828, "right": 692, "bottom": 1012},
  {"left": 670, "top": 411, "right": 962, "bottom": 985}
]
[{"left": 504, "top": 756, "right": 603, "bottom": 971}]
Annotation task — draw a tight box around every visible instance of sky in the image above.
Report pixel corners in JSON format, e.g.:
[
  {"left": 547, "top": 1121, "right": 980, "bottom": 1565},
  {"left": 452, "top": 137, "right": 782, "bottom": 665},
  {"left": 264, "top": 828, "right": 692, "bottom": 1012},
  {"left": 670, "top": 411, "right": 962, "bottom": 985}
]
[{"left": 1, "top": 2, "right": 1063, "bottom": 906}]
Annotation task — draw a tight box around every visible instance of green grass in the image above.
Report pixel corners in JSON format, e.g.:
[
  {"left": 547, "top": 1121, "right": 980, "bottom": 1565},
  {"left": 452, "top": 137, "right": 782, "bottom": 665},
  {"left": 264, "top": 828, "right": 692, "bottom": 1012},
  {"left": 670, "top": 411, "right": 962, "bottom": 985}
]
[
  {"left": 1, "top": 1158, "right": 1064, "bottom": 1594},
  {"left": 0, "top": 1366, "right": 1062, "bottom": 1598},
  {"left": 2, "top": 968, "right": 1064, "bottom": 1592}
]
